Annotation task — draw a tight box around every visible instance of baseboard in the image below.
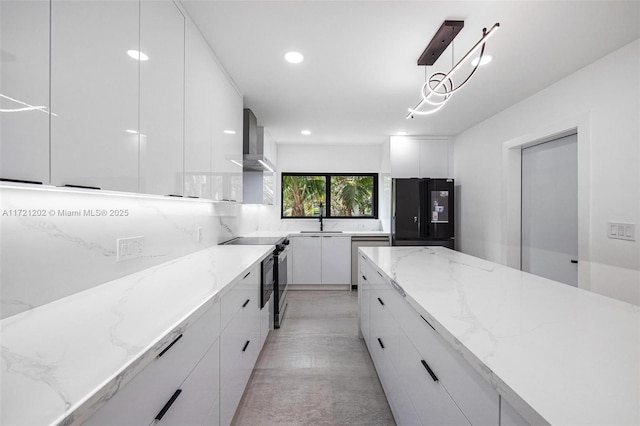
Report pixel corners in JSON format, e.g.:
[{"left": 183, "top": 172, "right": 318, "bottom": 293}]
[{"left": 288, "top": 284, "right": 350, "bottom": 291}]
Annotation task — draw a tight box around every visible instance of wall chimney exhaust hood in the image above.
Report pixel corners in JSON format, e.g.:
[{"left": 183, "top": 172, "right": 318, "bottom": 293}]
[
  {"left": 243, "top": 109, "right": 276, "bottom": 172},
  {"left": 243, "top": 109, "right": 275, "bottom": 204}
]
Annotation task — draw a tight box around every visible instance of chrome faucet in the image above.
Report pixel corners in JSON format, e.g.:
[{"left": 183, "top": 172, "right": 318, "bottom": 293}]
[{"left": 319, "top": 202, "right": 324, "bottom": 231}]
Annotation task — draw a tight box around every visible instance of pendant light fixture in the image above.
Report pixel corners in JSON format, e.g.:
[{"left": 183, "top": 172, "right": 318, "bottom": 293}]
[{"left": 407, "top": 21, "right": 500, "bottom": 118}]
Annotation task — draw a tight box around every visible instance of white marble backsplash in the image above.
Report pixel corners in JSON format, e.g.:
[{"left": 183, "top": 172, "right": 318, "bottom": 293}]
[
  {"left": 238, "top": 202, "right": 383, "bottom": 233},
  {"left": 0, "top": 185, "right": 250, "bottom": 319}
]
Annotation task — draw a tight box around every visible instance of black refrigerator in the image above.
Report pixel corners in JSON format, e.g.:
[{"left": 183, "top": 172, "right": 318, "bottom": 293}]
[{"left": 391, "top": 178, "right": 455, "bottom": 248}]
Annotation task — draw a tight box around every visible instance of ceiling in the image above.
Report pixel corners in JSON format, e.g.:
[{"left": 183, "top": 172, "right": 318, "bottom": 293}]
[{"left": 181, "top": 1, "right": 640, "bottom": 145}]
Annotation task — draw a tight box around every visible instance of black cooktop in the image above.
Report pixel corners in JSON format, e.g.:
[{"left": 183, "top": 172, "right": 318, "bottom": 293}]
[{"left": 222, "top": 236, "right": 286, "bottom": 246}]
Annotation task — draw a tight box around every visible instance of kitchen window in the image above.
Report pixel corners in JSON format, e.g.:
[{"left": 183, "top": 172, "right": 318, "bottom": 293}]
[{"left": 281, "top": 173, "right": 378, "bottom": 218}]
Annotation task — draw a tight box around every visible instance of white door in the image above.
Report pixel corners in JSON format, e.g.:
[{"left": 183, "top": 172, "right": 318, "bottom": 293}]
[{"left": 521, "top": 133, "right": 578, "bottom": 286}]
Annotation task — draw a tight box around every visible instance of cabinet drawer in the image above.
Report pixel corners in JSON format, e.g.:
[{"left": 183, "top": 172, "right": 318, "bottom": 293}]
[
  {"left": 220, "top": 306, "right": 260, "bottom": 426},
  {"left": 398, "top": 334, "right": 471, "bottom": 426},
  {"left": 221, "top": 264, "right": 259, "bottom": 330},
  {"left": 500, "top": 395, "right": 530, "bottom": 426},
  {"left": 156, "top": 338, "right": 221, "bottom": 426},
  {"left": 86, "top": 302, "right": 219, "bottom": 426},
  {"left": 403, "top": 306, "right": 499, "bottom": 425},
  {"left": 369, "top": 289, "right": 419, "bottom": 425}
]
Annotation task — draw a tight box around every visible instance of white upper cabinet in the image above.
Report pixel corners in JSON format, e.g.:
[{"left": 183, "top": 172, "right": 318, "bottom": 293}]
[
  {"left": 139, "top": 1, "right": 185, "bottom": 196},
  {"left": 390, "top": 137, "right": 449, "bottom": 178},
  {"left": 6, "top": 0, "right": 242, "bottom": 199},
  {"left": 263, "top": 129, "right": 277, "bottom": 167},
  {"left": 0, "top": 0, "right": 50, "bottom": 184},
  {"left": 50, "top": 0, "right": 139, "bottom": 191},
  {"left": 390, "top": 137, "right": 420, "bottom": 178},
  {"left": 184, "top": 21, "right": 215, "bottom": 199},
  {"left": 418, "top": 138, "right": 449, "bottom": 177},
  {"left": 210, "top": 63, "right": 243, "bottom": 202}
]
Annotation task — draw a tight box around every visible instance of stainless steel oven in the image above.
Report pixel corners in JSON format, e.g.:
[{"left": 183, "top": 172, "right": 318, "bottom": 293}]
[
  {"left": 221, "top": 236, "right": 289, "bottom": 329},
  {"left": 260, "top": 254, "right": 274, "bottom": 309},
  {"left": 274, "top": 243, "right": 290, "bottom": 329}
]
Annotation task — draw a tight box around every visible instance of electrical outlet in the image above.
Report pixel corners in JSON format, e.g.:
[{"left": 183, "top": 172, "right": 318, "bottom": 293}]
[
  {"left": 117, "top": 236, "right": 144, "bottom": 261},
  {"left": 196, "top": 227, "right": 203, "bottom": 243},
  {"left": 607, "top": 223, "right": 635, "bottom": 241}
]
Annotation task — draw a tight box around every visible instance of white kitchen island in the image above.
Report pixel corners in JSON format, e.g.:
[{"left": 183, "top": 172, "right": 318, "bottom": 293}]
[{"left": 358, "top": 246, "right": 639, "bottom": 425}]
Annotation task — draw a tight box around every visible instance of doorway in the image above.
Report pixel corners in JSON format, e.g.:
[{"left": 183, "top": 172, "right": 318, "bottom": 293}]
[{"left": 521, "top": 133, "right": 578, "bottom": 286}]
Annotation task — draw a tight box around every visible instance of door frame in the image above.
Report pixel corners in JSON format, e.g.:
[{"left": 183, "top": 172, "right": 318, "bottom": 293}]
[{"left": 500, "top": 113, "right": 592, "bottom": 291}]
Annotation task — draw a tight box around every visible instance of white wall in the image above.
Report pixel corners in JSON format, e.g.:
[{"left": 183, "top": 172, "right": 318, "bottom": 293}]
[
  {"left": 0, "top": 186, "right": 254, "bottom": 318},
  {"left": 453, "top": 39, "right": 640, "bottom": 305},
  {"left": 256, "top": 143, "right": 384, "bottom": 231}
]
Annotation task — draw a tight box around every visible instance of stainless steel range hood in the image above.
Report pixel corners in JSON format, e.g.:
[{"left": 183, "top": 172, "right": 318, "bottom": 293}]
[
  {"left": 243, "top": 109, "right": 275, "bottom": 172},
  {"left": 243, "top": 109, "right": 275, "bottom": 204}
]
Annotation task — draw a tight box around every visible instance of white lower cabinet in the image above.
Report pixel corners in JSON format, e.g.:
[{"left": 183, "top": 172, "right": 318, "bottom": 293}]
[
  {"left": 290, "top": 235, "right": 351, "bottom": 285},
  {"left": 500, "top": 396, "right": 530, "bottom": 426},
  {"left": 370, "top": 285, "right": 420, "bottom": 426},
  {"left": 290, "top": 235, "right": 322, "bottom": 285},
  {"left": 358, "top": 255, "right": 371, "bottom": 343},
  {"left": 220, "top": 296, "right": 260, "bottom": 426},
  {"left": 360, "top": 255, "right": 502, "bottom": 425},
  {"left": 86, "top": 261, "right": 266, "bottom": 426},
  {"left": 156, "top": 338, "right": 220, "bottom": 426},
  {"left": 85, "top": 302, "right": 220, "bottom": 426},
  {"left": 320, "top": 235, "right": 351, "bottom": 284}
]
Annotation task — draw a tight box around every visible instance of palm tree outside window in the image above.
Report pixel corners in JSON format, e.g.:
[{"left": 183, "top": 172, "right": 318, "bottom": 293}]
[{"left": 281, "top": 173, "right": 378, "bottom": 219}]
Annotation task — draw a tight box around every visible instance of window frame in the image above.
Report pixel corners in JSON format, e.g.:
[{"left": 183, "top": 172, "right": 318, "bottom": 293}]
[{"left": 281, "top": 172, "right": 379, "bottom": 219}]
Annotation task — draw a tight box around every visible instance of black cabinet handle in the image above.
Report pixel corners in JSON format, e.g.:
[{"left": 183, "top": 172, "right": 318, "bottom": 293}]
[
  {"left": 377, "top": 338, "right": 385, "bottom": 349},
  {"left": 421, "top": 359, "right": 439, "bottom": 382},
  {"left": 242, "top": 340, "right": 250, "bottom": 352},
  {"left": 571, "top": 259, "right": 578, "bottom": 264},
  {"left": 155, "top": 389, "right": 182, "bottom": 421},
  {"left": 158, "top": 334, "right": 183, "bottom": 358},
  {"left": 361, "top": 275, "right": 368, "bottom": 281},
  {"left": 0, "top": 178, "right": 43, "bottom": 185},
  {"left": 377, "top": 297, "right": 385, "bottom": 306},
  {"left": 243, "top": 271, "right": 251, "bottom": 279},
  {"left": 420, "top": 315, "right": 436, "bottom": 331},
  {"left": 242, "top": 299, "right": 250, "bottom": 308},
  {"left": 63, "top": 184, "right": 101, "bottom": 190},
  {"left": 377, "top": 271, "right": 383, "bottom": 278}
]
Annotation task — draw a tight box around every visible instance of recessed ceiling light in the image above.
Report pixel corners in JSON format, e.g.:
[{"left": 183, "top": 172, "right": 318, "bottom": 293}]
[
  {"left": 396, "top": 131, "right": 408, "bottom": 136},
  {"left": 127, "top": 50, "right": 149, "bottom": 61},
  {"left": 284, "top": 51, "right": 304, "bottom": 64},
  {"left": 223, "top": 130, "right": 236, "bottom": 135},
  {"left": 471, "top": 55, "right": 493, "bottom": 67},
  {"left": 301, "top": 130, "right": 311, "bottom": 136}
]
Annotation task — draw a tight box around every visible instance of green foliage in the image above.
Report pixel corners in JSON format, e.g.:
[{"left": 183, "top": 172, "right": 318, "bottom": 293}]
[
  {"left": 282, "top": 175, "right": 326, "bottom": 217},
  {"left": 330, "top": 175, "right": 373, "bottom": 216},
  {"left": 282, "top": 174, "right": 374, "bottom": 217}
]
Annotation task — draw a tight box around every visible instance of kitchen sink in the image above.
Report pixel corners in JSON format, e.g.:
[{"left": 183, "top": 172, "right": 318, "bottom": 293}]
[{"left": 299, "top": 230, "right": 343, "bottom": 233}]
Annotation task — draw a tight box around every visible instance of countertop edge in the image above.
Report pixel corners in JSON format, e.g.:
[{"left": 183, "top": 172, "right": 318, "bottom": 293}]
[{"left": 359, "top": 248, "right": 551, "bottom": 426}]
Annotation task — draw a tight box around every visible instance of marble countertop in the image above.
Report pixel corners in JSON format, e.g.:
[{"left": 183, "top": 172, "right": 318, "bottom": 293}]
[
  {"left": 0, "top": 245, "right": 274, "bottom": 426},
  {"left": 285, "top": 231, "right": 390, "bottom": 237},
  {"left": 359, "top": 246, "right": 640, "bottom": 425}
]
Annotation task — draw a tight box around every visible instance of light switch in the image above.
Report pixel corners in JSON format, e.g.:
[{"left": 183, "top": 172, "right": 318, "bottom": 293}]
[
  {"left": 625, "top": 225, "right": 633, "bottom": 238},
  {"left": 608, "top": 222, "right": 636, "bottom": 241},
  {"left": 609, "top": 224, "right": 618, "bottom": 236}
]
